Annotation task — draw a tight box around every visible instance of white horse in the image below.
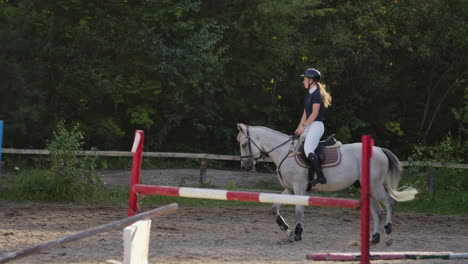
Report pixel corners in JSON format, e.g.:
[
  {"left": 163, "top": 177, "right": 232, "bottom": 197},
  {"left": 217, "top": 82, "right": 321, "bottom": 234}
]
[{"left": 236, "top": 123, "right": 417, "bottom": 243}]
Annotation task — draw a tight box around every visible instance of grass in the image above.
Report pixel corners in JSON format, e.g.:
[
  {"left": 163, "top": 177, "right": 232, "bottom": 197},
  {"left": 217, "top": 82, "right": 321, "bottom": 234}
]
[
  {"left": 396, "top": 192, "right": 468, "bottom": 214},
  {"left": 0, "top": 161, "right": 467, "bottom": 215},
  {"left": 396, "top": 167, "right": 468, "bottom": 214}
]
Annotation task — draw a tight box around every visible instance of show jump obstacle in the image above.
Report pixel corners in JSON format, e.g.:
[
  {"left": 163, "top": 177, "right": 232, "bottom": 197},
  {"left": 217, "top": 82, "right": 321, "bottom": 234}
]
[
  {"left": 0, "top": 203, "right": 178, "bottom": 264},
  {"left": 127, "top": 130, "right": 373, "bottom": 263},
  {"left": 127, "top": 130, "right": 468, "bottom": 263}
]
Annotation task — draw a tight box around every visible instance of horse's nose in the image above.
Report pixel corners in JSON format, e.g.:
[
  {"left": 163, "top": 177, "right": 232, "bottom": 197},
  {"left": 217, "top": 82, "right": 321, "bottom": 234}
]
[{"left": 241, "top": 163, "right": 250, "bottom": 171}]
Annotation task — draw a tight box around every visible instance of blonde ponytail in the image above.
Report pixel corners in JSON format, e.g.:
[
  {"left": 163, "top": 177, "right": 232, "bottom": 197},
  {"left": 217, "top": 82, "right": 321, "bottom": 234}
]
[{"left": 317, "top": 82, "right": 332, "bottom": 108}]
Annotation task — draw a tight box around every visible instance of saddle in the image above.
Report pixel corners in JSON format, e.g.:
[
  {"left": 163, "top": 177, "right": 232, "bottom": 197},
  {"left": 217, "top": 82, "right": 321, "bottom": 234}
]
[{"left": 294, "top": 134, "right": 342, "bottom": 168}]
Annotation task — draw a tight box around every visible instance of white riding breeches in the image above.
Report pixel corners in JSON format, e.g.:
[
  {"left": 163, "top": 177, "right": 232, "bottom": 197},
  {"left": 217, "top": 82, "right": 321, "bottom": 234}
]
[{"left": 303, "top": 121, "right": 324, "bottom": 156}]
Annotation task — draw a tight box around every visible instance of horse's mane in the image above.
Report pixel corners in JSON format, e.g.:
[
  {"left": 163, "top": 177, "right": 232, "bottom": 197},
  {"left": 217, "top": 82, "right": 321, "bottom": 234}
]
[{"left": 251, "top": 126, "right": 290, "bottom": 138}]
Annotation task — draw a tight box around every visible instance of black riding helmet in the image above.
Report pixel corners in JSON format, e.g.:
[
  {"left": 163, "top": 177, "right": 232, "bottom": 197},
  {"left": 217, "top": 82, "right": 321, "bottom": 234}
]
[{"left": 301, "top": 68, "right": 321, "bottom": 82}]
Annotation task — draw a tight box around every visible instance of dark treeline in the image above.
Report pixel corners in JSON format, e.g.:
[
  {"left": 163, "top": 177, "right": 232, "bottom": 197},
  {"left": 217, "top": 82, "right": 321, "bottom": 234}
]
[{"left": 0, "top": 0, "right": 466, "bottom": 160}]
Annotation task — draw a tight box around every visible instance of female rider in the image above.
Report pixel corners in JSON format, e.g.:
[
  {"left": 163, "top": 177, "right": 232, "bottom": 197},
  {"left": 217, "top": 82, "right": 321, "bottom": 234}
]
[{"left": 294, "top": 68, "right": 332, "bottom": 185}]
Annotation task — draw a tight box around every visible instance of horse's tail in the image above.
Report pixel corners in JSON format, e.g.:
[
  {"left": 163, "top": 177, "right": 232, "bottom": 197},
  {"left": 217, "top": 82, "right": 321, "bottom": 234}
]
[{"left": 381, "top": 148, "right": 418, "bottom": 202}]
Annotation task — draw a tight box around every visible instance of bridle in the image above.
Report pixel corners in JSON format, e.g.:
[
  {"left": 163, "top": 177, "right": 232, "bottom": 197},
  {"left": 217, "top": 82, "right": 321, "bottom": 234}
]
[
  {"left": 240, "top": 127, "right": 263, "bottom": 161},
  {"left": 240, "top": 126, "right": 294, "bottom": 163}
]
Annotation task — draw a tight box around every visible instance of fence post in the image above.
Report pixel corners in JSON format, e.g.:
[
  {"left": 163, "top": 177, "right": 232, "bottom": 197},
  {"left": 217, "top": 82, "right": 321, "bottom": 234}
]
[{"left": 199, "top": 159, "right": 207, "bottom": 184}]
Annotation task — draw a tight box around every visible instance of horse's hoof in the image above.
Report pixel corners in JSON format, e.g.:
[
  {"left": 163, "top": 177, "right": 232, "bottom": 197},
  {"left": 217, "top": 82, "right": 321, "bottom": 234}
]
[
  {"left": 384, "top": 223, "right": 392, "bottom": 234},
  {"left": 294, "top": 224, "right": 303, "bottom": 241},
  {"left": 294, "top": 230, "right": 302, "bottom": 241},
  {"left": 371, "top": 233, "right": 380, "bottom": 244}
]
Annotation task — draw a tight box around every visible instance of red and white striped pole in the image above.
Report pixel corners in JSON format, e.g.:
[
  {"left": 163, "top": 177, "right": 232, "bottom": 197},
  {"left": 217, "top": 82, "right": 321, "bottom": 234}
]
[
  {"left": 360, "top": 135, "right": 373, "bottom": 264},
  {"left": 128, "top": 130, "right": 144, "bottom": 217},
  {"left": 132, "top": 185, "right": 361, "bottom": 209},
  {"left": 306, "top": 252, "right": 468, "bottom": 261}
]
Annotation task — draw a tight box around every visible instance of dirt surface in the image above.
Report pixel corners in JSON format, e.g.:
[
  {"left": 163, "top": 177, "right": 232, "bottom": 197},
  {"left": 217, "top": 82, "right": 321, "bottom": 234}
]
[
  {"left": 1, "top": 169, "right": 467, "bottom": 264},
  {"left": 101, "top": 168, "right": 279, "bottom": 190}
]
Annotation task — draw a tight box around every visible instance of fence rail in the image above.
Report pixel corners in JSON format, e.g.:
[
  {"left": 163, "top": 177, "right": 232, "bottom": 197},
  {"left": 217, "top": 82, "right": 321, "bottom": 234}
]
[{"left": 2, "top": 148, "right": 467, "bottom": 169}]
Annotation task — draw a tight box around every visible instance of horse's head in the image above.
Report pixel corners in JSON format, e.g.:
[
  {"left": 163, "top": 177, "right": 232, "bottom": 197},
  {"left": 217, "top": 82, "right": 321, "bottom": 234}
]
[{"left": 236, "top": 123, "right": 261, "bottom": 171}]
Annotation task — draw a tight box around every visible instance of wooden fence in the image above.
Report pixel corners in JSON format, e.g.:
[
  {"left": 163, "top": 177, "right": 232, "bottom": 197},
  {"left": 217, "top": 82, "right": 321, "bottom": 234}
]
[
  {"left": 2, "top": 148, "right": 467, "bottom": 194},
  {"left": 2, "top": 148, "right": 467, "bottom": 169}
]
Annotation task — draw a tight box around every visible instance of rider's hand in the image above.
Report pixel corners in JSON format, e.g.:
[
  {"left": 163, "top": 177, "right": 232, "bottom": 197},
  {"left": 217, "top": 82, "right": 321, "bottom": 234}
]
[{"left": 294, "top": 126, "right": 304, "bottom": 137}]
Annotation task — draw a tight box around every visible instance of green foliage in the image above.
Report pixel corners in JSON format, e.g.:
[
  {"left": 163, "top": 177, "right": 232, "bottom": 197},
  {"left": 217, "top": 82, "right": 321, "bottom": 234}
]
[
  {"left": 1, "top": 170, "right": 53, "bottom": 201},
  {"left": 400, "top": 135, "right": 468, "bottom": 214},
  {"left": 48, "top": 121, "right": 103, "bottom": 186},
  {"left": 198, "top": 179, "right": 215, "bottom": 189},
  {"left": 408, "top": 133, "right": 463, "bottom": 165},
  {"left": 407, "top": 134, "right": 465, "bottom": 193},
  {"left": 225, "top": 181, "right": 237, "bottom": 190},
  {"left": 0, "top": 0, "right": 466, "bottom": 159},
  {"left": 451, "top": 87, "right": 468, "bottom": 160},
  {"left": 398, "top": 169, "right": 468, "bottom": 214},
  {"left": 2, "top": 122, "right": 104, "bottom": 201}
]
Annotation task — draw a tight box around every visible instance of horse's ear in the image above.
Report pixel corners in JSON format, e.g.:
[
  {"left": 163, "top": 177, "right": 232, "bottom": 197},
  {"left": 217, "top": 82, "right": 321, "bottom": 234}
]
[{"left": 237, "top": 123, "right": 247, "bottom": 134}]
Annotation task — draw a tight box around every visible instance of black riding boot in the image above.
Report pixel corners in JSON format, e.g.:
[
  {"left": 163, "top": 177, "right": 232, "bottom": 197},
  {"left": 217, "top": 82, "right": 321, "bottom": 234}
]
[
  {"left": 307, "top": 166, "right": 315, "bottom": 186},
  {"left": 308, "top": 153, "right": 327, "bottom": 185}
]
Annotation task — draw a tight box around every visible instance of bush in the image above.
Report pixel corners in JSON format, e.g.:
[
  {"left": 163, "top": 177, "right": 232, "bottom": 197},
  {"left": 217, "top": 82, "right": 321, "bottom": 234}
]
[
  {"left": 2, "top": 121, "right": 104, "bottom": 201},
  {"left": 399, "top": 134, "right": 468, "bottom": 214}
]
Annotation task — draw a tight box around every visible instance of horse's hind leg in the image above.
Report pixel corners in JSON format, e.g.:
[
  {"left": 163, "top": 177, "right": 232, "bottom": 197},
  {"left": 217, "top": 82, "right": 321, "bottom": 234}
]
[
  {"left": 384, "top": 198, "right": 397, "bottom": 235},
  {"left": 373, "top": 185, "right": 397, "bottom": 235},
  {"left": 370, "top": 197, "right": 383, "bottom": 244}
]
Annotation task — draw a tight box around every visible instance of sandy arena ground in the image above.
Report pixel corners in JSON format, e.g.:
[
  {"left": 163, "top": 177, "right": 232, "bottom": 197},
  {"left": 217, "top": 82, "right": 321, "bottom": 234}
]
[{"left": 0, "top": 169, "right": 467, "bottom": 264}]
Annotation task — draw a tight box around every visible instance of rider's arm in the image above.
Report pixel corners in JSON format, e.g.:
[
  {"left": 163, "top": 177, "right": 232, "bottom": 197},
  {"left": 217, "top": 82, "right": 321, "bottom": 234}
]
[{"left": 298, "top": 110, "right": 306, "bottom": 129}]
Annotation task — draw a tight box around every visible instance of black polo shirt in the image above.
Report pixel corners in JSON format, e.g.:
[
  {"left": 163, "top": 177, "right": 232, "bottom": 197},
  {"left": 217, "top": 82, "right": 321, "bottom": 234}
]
[{"left": 304, "top": 88, "right": 325, "bottom": 121}]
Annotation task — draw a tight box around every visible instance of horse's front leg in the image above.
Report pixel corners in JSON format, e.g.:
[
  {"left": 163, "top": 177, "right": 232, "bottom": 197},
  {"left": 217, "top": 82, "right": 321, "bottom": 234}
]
[
  {"left": 272, "top": 189, "right": 291, "bottom": 232},
  {"left": 288, "top": 185, "right": 306, "bottom": 242},
  {"left": 290, "top": 204, "right": 304, "bottom": 242}
]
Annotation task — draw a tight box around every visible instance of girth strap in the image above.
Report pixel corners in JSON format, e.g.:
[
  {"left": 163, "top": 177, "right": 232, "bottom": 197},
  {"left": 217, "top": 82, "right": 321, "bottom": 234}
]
[{"left": 276, "top": 137, "right": 297, "bottom": 180}]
